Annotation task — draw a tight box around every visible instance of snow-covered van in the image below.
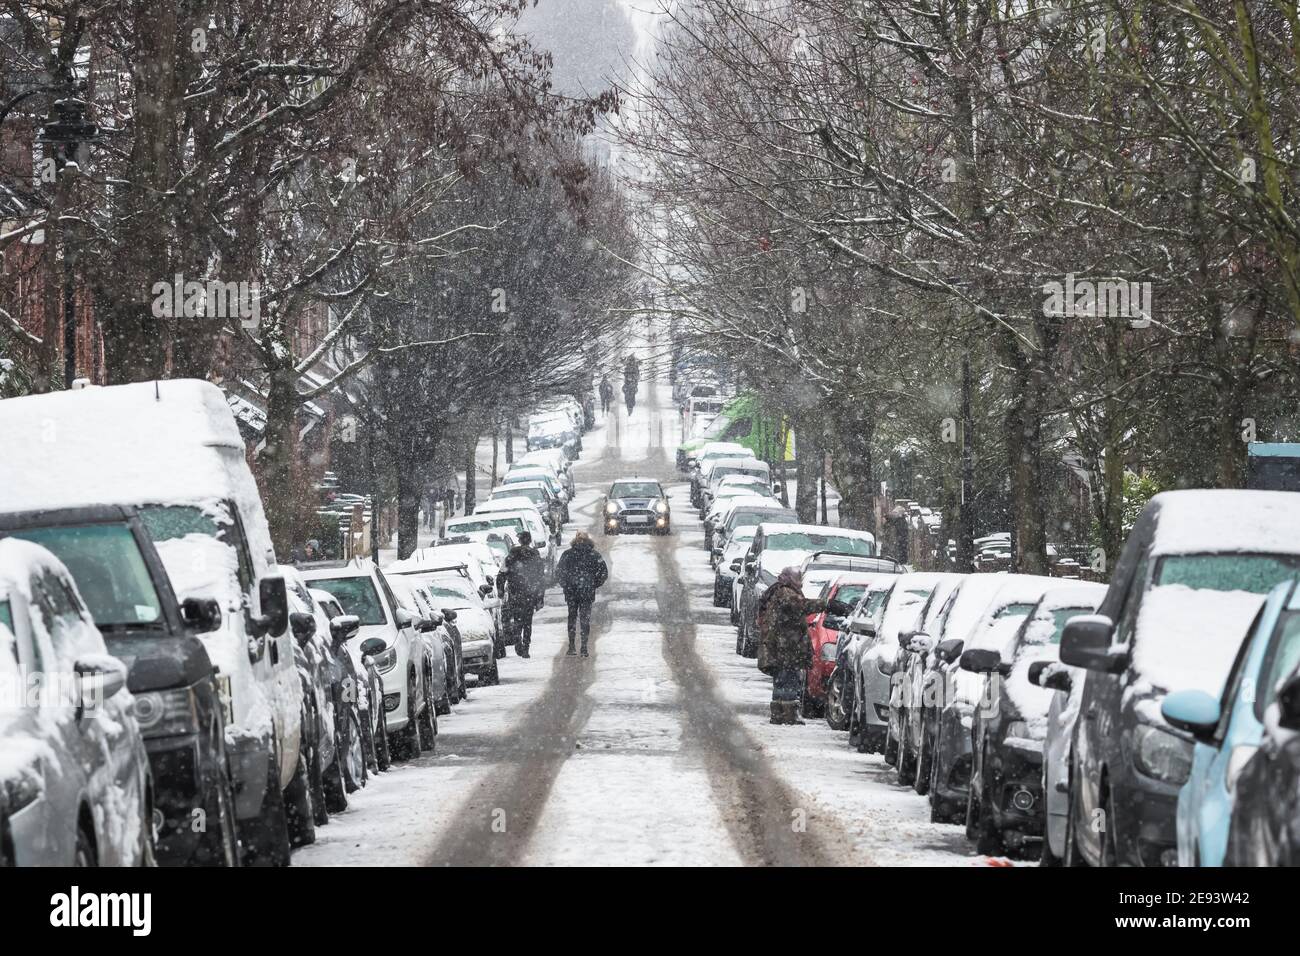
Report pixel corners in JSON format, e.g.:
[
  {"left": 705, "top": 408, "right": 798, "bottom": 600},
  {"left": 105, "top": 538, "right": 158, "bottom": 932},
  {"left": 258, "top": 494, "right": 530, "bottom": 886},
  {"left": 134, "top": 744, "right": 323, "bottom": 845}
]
[{"left": 0, "top": 380, "right": 306, "bottom": 863}]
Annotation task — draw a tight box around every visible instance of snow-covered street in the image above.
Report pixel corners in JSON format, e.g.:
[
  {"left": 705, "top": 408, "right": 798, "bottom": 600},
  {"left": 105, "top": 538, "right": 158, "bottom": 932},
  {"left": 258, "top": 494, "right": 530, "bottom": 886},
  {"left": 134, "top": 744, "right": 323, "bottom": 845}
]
[{"left": 294, "top": 375, "right": 982, "bottom": 867}]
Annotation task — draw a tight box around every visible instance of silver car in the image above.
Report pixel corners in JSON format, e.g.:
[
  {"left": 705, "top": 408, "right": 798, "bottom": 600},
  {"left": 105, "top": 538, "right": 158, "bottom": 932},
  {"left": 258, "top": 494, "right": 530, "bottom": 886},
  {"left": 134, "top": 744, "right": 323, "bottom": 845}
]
[{"left": 0, "top": 538, "right": 153, "bottom": 866}]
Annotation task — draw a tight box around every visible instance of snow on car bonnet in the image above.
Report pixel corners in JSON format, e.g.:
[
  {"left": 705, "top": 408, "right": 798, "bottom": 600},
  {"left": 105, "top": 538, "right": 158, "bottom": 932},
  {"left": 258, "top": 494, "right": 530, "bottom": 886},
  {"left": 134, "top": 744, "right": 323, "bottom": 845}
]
[{"left": 1132, "top": 585, "right": 1264, "bottom": 697}]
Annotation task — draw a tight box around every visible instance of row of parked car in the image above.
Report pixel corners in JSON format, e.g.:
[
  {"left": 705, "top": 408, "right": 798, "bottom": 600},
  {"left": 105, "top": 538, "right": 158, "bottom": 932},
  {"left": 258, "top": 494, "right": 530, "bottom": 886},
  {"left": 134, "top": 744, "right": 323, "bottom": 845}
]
[
  {"left": 0, "top": 379, "right": 587, "bottom": 866},
  {"left": 694, "top": 463, "right": 1300, "bottom": 866}
]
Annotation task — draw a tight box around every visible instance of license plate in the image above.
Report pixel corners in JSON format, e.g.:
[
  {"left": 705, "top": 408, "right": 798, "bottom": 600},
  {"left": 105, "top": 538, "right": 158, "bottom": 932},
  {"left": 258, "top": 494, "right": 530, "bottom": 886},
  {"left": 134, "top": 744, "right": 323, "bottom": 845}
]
[{"left": 625, "top": 515, "right": 649, "bottom": 524}]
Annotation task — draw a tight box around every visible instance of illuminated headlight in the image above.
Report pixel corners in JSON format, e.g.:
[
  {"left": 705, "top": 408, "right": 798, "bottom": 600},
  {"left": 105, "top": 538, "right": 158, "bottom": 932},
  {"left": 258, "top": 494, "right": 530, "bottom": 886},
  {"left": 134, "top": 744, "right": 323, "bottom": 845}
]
[
  {"left": 371, "top": 645, "right": 398, "bottom": 675},
  {"left": 134, "top": 685, "right": 202, "bottom": 737},
  {"left": 820, "top": 642, "right": 839, "bottom": 661},
  {"left": 654, "top": 499, "right": 669, "bottom": 513},
  {"left": 605, "top": 502, "right": 619, "bottom": 515},
  {"left": 960, "top": 714, "right": 974, "bottom": 730},
  {"left": 1133, "top": 725, "right": 1193, "bottom": 785}
]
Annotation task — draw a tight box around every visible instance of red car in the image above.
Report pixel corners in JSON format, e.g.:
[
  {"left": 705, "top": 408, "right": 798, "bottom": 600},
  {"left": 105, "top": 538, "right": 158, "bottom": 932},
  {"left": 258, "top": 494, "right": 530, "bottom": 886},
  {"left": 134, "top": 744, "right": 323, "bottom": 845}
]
[{"left": 803, "top": 573, "right": 880, "bottom": 716}]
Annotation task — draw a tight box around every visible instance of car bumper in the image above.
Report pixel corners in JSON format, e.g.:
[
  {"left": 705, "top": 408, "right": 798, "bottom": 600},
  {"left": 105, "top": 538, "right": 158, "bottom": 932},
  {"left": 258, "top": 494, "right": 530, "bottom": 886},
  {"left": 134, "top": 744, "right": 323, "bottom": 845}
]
[
  {"left": 986, "top": 738, "right": 1047, "bottom": 838},
  {"left": 226, "top": 730, "right": 274, "bottom": 821},
  {"left": 862, "top": 667, "right": 891, "bottom": 728},
  {"left": 606, "top": 514, "right": 670, "bottom": 533},
  {"left": 144, "top": 733, "right": 217, "bottom": 865},
  {"left": 1116, "top": 775, "right": 1182, "bottom": 867},
  {"left": 461, "top": 640, "right": 495, "bottom": 673}
]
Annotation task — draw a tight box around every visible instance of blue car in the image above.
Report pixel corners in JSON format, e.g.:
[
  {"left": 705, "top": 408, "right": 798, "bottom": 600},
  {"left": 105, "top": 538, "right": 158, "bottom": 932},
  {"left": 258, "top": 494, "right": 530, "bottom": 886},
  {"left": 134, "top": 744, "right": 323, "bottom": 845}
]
[{"left": 1161, "top": 578, "right": 1300, "bottom": 866}]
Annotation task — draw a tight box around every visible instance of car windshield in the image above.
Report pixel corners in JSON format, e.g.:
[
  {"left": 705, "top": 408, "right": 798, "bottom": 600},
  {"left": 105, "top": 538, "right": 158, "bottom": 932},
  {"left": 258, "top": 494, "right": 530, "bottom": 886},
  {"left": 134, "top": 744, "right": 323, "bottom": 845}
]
[
  {"left": 713, "top": 466, "right": 765, "bottom": 481},
  {"left": 993, "top": 602, "right": 1037, "bottom": 620},
  {"left": 610, "top": 481, "right": 661, "bottom": 498},
  {"left": 9, "top": 524, "right": 163, "bottom": 628},
  {"left": 310, "top": 576, "right": 387, "bottom": 625},
  {"left": 860, "top": 588, "right": 892, "bottom": 618},
  {"left": 0, "top": 599, "right": 12, "bottom": 634},
  {"left": 447, "top": 517, "right": 526, "bottom": 535},
  {"left": 1155, "top": 553, "right": 1300, "bottom": 594},
  {"left": 766, "top": 532, "right": 874, "bottom": 556},
  {"left": 834, "top": 584, "right": 869, "bottom": 607},
  {"left": 495, "top": 487, "right": 545, "bottom": 504},
  {"left": 1020, "top": 606, "right": 1093, "bottom": 649}
]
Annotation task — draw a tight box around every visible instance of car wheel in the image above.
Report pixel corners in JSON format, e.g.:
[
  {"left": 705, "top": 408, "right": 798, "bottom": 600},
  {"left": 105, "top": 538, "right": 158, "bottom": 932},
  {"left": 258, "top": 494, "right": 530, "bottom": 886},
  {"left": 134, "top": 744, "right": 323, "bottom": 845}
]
[
  {"left": 193, "top": 760, "right": 240, "bottom": 866},
  {"left": 897, "top": 727, "right": 917, "bottom": 786},
  {"left": 240, "top": 747, "right": 292, "bottom": 866},
  {"left": 825, "top": 671, "right": 848, "bottom": 731},
  {"left": 1062, "top": 766, "right": 1089, "bottom": 867},
  {"left": 484, "top": 657, "right": 501, "bottom": 686},
  {"left": 390, "top": 675, "right": 422, "bottom": 761},
  {"left": 74, "top": 820, "right": 97, "bottom": 867},
  {"left": 284, "top": 747, "right": 317, "bottom": 848},
  {"left": 735, "top": 626, "right": 744, "bottom": 656},
  {"left": 304, "top": 707, "right": 329, "bottom": 828},
  {"left": 419, "top": 672, "right": 438, "bottom": 753},
  {"left": 342, "top": 707, "right": 367, "bottom": 793},
  {"left": 713, "top": 577, "right": 728, "bottom": 607},
  {"left": 884, "top": 721, "right": 900, "bottom": 767},
  {"left": 323, "top": 729, "right": 349, "bottom": 813},
  {"left": 373, "top": 703, "right": 391, "bottom": 771},
  {"left": 1099, "top": 791, "right": 1119, "bottom": 867},
  {"left": 913, "top": 721, "right": 932, "bottom": 796}
]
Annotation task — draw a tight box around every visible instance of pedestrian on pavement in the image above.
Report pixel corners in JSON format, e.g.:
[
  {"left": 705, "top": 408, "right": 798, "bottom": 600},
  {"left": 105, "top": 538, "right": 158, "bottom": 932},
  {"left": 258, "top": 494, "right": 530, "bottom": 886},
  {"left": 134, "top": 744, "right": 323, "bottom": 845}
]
[
  {"left": 555, "top": 531, "right": 608, "bottom": 657},
  {"left": 756, "top": 568, "right": 850, "bottom": 724},
  {"left": 599, "top": 375, "right": 614, "bottom": 414},
  {"left": 498, "top": 531, "right": 547, "bottom": 658}
]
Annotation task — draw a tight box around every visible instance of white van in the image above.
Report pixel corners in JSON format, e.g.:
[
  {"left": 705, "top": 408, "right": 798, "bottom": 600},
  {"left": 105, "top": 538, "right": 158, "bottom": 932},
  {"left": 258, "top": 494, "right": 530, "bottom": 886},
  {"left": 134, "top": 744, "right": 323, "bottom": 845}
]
[{"left": 0, "top": 379, "right": 307, "bottom": 864}]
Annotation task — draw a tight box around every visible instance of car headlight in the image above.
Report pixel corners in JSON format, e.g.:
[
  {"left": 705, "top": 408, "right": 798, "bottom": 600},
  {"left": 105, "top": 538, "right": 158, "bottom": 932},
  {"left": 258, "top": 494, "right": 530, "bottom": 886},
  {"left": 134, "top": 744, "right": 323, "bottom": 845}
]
[
  {"left": 1003, "top": 720, "right": 1031, "bottom": 740},
  {"left": 820, "top": 641, "right": 839, "bottom": 661},
  {"left": 1133, "top": 724, "right": 1193, "bottom": 785},
  {"left": 606, "top": 502, "right": 618, "bottom": 515},
  {"left": 654, "top": 499, "right": 669, "bottom": 513},
  {"left": 134, "top": 685, "right": 203, "bottom": 737},
  {"left": 370, "top": 645, "right": 398, "bottom": 675}
]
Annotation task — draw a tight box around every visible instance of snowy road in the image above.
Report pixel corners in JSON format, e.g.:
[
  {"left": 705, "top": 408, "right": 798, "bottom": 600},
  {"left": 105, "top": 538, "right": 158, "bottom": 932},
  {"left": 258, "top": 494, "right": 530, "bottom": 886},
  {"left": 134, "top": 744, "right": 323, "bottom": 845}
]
[{"left": 296, "top": 371, "right": 983, "bottom": 867}]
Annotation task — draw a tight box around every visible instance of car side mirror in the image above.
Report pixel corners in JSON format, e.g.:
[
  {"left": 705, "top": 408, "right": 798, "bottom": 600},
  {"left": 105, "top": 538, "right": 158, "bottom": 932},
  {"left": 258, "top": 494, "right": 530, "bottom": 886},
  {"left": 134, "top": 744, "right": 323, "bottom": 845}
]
[
  {"left": 442, "top": 608, "right": 458, "bottom": 623},
  {"left": 479, "top": 583, "right": 493, "bottom": 598},
  {"left": 850, "top": 619, "right": 876, "bottom": 637},
  {"left": 729, "top": 558, "right": 742, "bottom": 573},
  {"left": 394, "top": 606, "right": 415, "bottom": 629},
  {"left": 74, "top": 656, "right": 127, "bottom": 715},
  {"left": 1273, "top": 673, "right": 1300, "bottom": 731},
  {"left": 359, "top": 637, "right": 387, "bottom": 657},
  {"left": 823, "top": 615, "right": 844, "bottom": 632},
  {"left": 417, "top": 617, "right": 438, "bottom": 633},
  {"left": 329, "top": 614, "right": 361, "bottom": 644},
  {"left": 1028, "top": 660, "right": 1072, "bottom": 692},
  {"left": 180, "top": 596, "right": 222, "bottom": 634},
  {"left": 1161, "top": 689, "right": 1222, "bottom": 741},
  {"left": 289, "top": 611, "right": 316, "bottom": 647},
  {"left": 1060, "top": 615, "right": 1127, "bottom": 673},
  {"left": 772, "top": 482, "right": 782, "bottom": 495},
  {"left": 252, "top": 575, "right": 289, "bottom": 638},
  {"left": 960, "top": 648, "right": 1002, "bottom": 673},
  {"left": 934, "top": 638, "right": 964, "bottom": 664},
  {"left": 907, "top": 633, "right": 934, "bottom": 654}
]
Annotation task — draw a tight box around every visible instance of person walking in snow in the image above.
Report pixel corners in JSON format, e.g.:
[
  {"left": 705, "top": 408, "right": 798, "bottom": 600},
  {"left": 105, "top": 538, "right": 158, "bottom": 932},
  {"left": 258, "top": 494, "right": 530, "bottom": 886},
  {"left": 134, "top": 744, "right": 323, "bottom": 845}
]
[
  {"left": 555, "top": 531, "right": 608, "bottom": 657},
  {"left": 757, "top": 568, "right": 850, "bottom": 724},
  {"left": 498, "top": 531, "right": 546, "bottom": 658},
  {"left": 599, "top": 375, "right": 614, "bottom": 414}
]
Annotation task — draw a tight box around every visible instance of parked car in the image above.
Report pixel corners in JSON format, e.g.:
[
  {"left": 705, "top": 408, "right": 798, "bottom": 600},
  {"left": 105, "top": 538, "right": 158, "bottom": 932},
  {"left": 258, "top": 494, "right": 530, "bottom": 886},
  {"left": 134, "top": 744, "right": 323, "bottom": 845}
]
[
  {"left": 1060, "top": 490, "right": 1300, "bottom": 867},
  {"left": 0, "top": 379, "right": 305, "bottom": 865},
  {"left": 388, "top": 570, "right": 500, "bottom": 686},
  {"left": 961, "top": 584, "right": 1106, "bottom": 858},
  {"left": 824, "top": 576, "right": 899, "bottom": 731},
  {"left": 925, "top": 575, "right": 1053, "bottom": 823},
  {"left": 488, "top": 481, "right": 565, "bottom": 534},
  {"left": 311, "top": 588, "right": 390, "bottom": 774},
  {"left": 698, "top": 457, "right": 773, "bottom": 514},
  {"left": 0, "top": 538, "right": 154, "bottom": 866},
  {"left": 712, "top": 501, "right": 799, "bottom": 569},
  {"left": 0, "top": 504, "right": 239, "bottom": 866},
  {"left": 446, "top": 511, "right": 554, "bottom": 576},
  {"left": 502, "top": 465, "right": 571, "bottom": 522},
  {"left": 603, "top": 477, "right": 672, "bottom": 536},
  {"left": 1161, "top": 577, "right": 1300, "bottom": 866},
  {"left": 689, "top": 442, "right": 755, "bottom": 505},
  {"left": 702, "top": 483, "right": 777, "bottom": 549},
  {"left": 735, "top": 523, "right": 878, "bottom": 657},
  {"left": 300, "top": 559, "right": 437, "bottom": 761},
  {"left": 803, "top": 572, "right": 889, "bottom": 718},
  {"left": 847, "top": 572, "right": 946, "bottom": 754},
  {"left": 1222, "top": 659, "right": 1300, "bottom": 866}
]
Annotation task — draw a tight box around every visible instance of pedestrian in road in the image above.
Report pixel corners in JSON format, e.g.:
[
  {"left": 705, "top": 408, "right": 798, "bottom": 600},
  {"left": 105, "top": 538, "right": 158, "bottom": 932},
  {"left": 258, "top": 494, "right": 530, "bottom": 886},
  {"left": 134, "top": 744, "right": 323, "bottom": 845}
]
[
  {"left": 599, "top": 375, "right": 614, "bottom": 414},
  {"left": 555, "top": 531, "right": 608, "bottom": 657},
  {"left": 757, "top": 568, "right": 850, "bottom": 724},
  {"left": 498, "top": 531, "right": 547, "bottom": 658},
  {"left": 622, "top": 377, "right": 637, "bottom": 416}
]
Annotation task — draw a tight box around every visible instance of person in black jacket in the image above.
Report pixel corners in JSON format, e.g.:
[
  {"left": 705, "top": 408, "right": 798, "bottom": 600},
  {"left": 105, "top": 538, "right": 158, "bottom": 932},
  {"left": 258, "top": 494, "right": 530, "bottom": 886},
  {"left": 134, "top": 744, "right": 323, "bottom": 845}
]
[
  {"left": 554, "top": 531, "right": 609, "bottom": 656},
  {"left": 498, "top": 531, "right": 546, "bottom": 657}
]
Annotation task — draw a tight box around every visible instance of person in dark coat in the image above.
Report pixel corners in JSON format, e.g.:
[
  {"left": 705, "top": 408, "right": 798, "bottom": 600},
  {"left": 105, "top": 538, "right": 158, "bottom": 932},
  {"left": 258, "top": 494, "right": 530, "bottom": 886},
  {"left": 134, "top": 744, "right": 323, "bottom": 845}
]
[
  {"left": 757, "top": 568, "right": 851, "bottom": 724},
  {"left": 554, "top": 531, "right": 609, "bottom": 657},
  {"left": 498, "top": 531, "right": 546, "bottom": 658},
  {"left": 599, "top": 375, "right": 614, "bottom": 413}
]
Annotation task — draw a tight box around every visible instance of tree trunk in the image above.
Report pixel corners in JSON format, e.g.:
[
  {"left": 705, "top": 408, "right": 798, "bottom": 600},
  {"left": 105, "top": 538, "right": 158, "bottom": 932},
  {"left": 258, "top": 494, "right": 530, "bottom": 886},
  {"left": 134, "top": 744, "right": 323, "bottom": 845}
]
[
  {"left": 463, "top": 434, "right": 478, "bottom": 514},
  {"left": 954, "top": 353, "right": 976, "bottom": 572},
  {"left": 395, "top": 456, "right": 421, "bottom": 560},
  {"left": 260, "top": 364, "right": 299, "bottom": 556},
  {"left": 1006, "top": 348, "right": 1049, "bottom": 574},
  {"left": 504, "top": 416, "right": 514, "bottom": 465},
  {"left": 831, "top": 413, "right": 876, "bottom": 532},
  {"left": 794, "top": 420, "right": 819, "bottom": 523}
]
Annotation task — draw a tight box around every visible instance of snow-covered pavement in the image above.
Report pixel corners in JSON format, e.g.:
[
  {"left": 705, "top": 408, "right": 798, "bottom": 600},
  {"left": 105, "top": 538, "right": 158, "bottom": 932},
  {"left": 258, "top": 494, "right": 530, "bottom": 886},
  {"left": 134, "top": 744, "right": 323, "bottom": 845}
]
[{"left": 297, "top": 366, "right": 987, "bottom": 867}]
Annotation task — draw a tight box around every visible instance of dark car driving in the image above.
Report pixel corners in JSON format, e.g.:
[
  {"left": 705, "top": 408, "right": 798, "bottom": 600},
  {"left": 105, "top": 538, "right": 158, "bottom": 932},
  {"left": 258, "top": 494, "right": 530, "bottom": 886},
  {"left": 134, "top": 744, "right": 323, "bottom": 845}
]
[{"left": 603, "top": 478, "right": 671, "bottom": 535}]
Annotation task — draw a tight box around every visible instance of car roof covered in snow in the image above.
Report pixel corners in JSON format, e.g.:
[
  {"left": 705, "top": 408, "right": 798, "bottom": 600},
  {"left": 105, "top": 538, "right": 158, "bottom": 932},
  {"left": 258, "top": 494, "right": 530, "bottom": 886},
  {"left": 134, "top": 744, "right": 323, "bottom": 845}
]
[
  {"left": 1148, "top": 489, "right": 1300, "bottom": 556},
  {"left": 758, "top": 522, "right": 875, "bottom": 540}
]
